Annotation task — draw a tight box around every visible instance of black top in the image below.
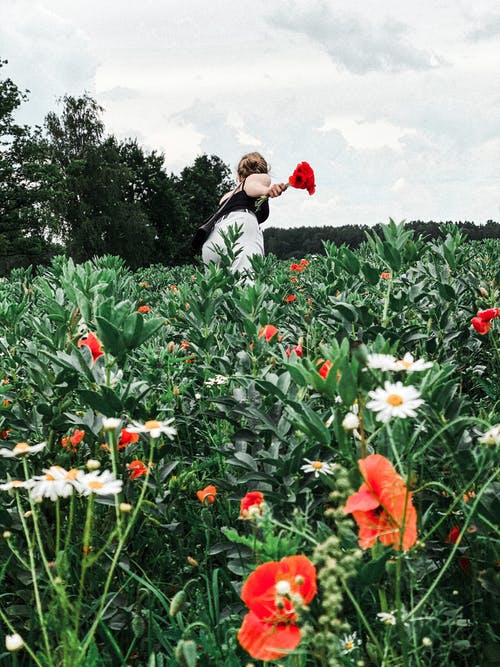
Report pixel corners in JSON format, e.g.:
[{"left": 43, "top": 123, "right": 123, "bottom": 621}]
[{"left": 215, "top": 179, "right": 270, "bottom": 225}]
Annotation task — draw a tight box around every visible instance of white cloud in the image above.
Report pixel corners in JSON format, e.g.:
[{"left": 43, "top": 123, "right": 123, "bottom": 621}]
[
  {"left": 0, "top": 1, "right": 97, "bottom": 126},
  {"left": 267, "top": 1, "right": 444, "bottom": 73},
  {"left": 319, "top": 117, "right": 417, "bottom": 151}
]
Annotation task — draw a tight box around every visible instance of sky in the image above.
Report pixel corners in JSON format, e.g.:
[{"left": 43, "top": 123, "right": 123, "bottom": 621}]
[{"left": 2, "top": 0, "right": 500, "bottom": 229}]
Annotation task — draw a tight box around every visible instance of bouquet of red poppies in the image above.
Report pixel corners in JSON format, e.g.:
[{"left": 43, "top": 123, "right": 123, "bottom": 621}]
[{"left": 255, "top": 161, "right": 316, "bottom": 211}]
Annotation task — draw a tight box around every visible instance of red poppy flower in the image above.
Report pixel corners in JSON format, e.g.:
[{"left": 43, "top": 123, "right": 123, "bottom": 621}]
[
  {"left": 288, "top": 162, "right": 316, "bottom": 196},
  {"left": 180, "top": 340, "right": 190, "bottom": 351},
  {"left": 61, "top": 429, "right": 85, "bottom": 453},
  {"left": 137, "top": 305, "right": 151, "bottom": 313},
  {"left": 240, "top": 491, "right": 265, "bottom": 519},
  {"left": 476, "top": 308, "right": 499, "bottom": 321},
  {"left": 317, "top": 359, "right": 333, "bottom": 379},
  {"left": 286, "top": 345, "right": 303, "bottom": 358},
  {"left": 197, "top": 484, "right": 217, "bottom": 504},
  {"left": 343, "top": 454, "right": 417, "bottom": 551},
  {"left": 446, "top": 526, "right": 461, "bottom": 544},
  {"left": 78, "top": 332, "right": 104, "bottom": 361},
  {"left": 446, "top": 526, "right": 471, "bottom": 574},
  {"left": 258, "top": 324, "right": 279, "bottom": 342},
  {"left": 118, "top": 428, "right": 140, "bottom": 450},
  {"left": 237, "top": 555, "right": 317, "bottom": 661},
  {"left": 127, "top": 459, "right": 149, "bottom": 479},
  {"left": 471, "top": 317, "right": 490, "bottom": 335},
  {"left": 284, "top": 295, "right": 296, "bottom": 303},
  {"left": 290, "top": 263, "right": 306, "bottom": 272},
  {"left": 380, "top": 272, "right": 391, "bottom": 279}
]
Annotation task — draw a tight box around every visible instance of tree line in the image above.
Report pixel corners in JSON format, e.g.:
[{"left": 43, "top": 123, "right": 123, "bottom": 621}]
[
  {"left": 0, "top": 60, "right": 232, "bottom": 275},
  {"left": 264, "top": 219, "right": 500, "bottom": 259},
  {"left": 1, "top": 59, "right": 498, "bottom": 275}
]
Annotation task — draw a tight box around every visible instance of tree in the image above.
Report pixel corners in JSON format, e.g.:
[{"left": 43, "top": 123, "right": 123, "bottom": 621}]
[{"left": 0, "top": 59, "right": 63, "bottom": 275}]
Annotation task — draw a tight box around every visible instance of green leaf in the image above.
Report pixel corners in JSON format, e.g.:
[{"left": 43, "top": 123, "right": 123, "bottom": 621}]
[{"left": 123, "top": 312, "right": 144, "bottom": 347}]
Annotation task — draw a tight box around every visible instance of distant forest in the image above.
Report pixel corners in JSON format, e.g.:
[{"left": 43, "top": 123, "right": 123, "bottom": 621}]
[
  {"left": 264, "top": 220, "right": 500, "bottom": 259},
  {"left": 1, "top": 59, "right": 499, "bottom": 275}
]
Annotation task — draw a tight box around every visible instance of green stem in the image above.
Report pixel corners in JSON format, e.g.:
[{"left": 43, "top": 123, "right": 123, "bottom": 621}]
[
  {"left": 381, "top": 275, "right": 393, "bottom": 327},
  {"left": 79, "top": 436, "right": 156, "bottom": 656},
  {"left": 15, "top": 494, "right": 54, "bottom": 665},
  {"left": 55, "top": 498, "right": 61, "bottom": 556},
  {"left": 341, "top": 578, "right": 383, "bottom": 659},
  {"left": 74, "top": 493, "right": 94, "bottom": 635},
  {"left": 407, "top": 467, "right": 498, "bottom": 620}
]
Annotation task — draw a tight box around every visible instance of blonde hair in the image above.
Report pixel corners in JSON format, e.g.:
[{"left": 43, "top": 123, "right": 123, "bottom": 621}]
[{"left": 237, "top": 152, "right": 270, "bottom": 179}]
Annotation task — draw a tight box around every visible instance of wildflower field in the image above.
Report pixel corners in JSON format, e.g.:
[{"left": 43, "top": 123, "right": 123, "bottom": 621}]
[{"left": 0, "top": 222, "right": 498, "bottom": 667}]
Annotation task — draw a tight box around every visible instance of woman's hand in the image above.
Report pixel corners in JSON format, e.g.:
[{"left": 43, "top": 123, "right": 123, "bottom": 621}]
[{"left": 267, "top": 182, "right": 287, "bottom": 198}]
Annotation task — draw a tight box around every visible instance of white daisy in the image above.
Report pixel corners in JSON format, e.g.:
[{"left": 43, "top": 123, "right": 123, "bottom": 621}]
[
  {"left": 126, "top": 418, "right": 177, "bottom": 440},
  {"left": 0, "top": 441, "right": 46, "bottom": 458},
  {"left": 301, "top": 459, "right": 336, "bottom": 478},
  {"left": 394, "top": 353, "right": 433, "bottom": 372},
  {"left": 29, "top": 466, "right": 78, "bottom": 501},
  {"left": 366, "top": 381, "right": 424, "bottom": 423},
  {"left": 204, "top": 374, "right": 229, "bottom": 387},
  {"left": 341, "top": 631, "right": 361, "bottom": 654},
  {"left": 478, "top": 424, "right": 500, "bottom": 445},
  {"left": 0, "top": 479, "right": 32, "bottom": 491},
  {"left": 377, "top": 611, "right": 397, "bottom": 625},
  {"left": 75, "top": 470, "right": 123, "bottom": 496},
  {"left": 366, "top": 353, "right": 399, "bottom": 371},
  {"left": 342, "top": 412, "right": 360, "bottom": 430}
]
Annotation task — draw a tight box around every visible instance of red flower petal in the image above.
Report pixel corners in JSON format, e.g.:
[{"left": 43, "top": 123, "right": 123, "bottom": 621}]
[
  {"left": 238, "top": 611, "right": 301, "bottom": 661},
  {"left": 471, "top": 317, "right": 490, "bottom": 334},
  {"left": 476, "top": 308, "right": 499, "bottom": 321},
  {"left": 343, "top": 484, "right": 380, "bottom": 513}
]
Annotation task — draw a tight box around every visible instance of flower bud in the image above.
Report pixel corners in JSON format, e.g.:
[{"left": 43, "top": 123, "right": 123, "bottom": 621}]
[
  {"left": 119, "top": 503, "right": 132, "bottom": 513},
  {"left": 102, "top": 417, "right": 121, "bottom": 431},
  {"left": 422, "top": 637, "right": 432, "bottom": 647},
  {"left": 187, "top": 556, "right": 199, "bottom": 567},
  {"left": 5, "top": 633, "right": 24, "bottom": 652},
  {"left": 167, "top": 341, "right": 175, "bottom": 353},
  {"left": 23, "top": 510, "right": 32, "bottom": 518},
  {"left": 3, "top": 530, "right": 12, "bottom": 539},
  {"left": 86, "top": 459, "right": 100, "bottom": 471},
  {"left": 479, "top": 286, "right": 488, "bottom": 297},
  {"left": 342, "top": 412, "right": 360, "bottom": 430},
  {"left": 169, "top": 590, "right": 186, "bottom": 616}
]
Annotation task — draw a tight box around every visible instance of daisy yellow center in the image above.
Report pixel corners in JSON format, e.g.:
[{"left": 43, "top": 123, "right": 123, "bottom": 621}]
[
  {"left": 144, "top": 420, "right": 160, "bottom": 430},
  {"left": 311, "top": 461, "right": 324, "bottom": 470},
  {"left": 399, "top": 360, "right": 412, "bottom": 369},
  {"left": 14, "top": 443, "right": 30, "bottom": 453},
  {"left": 12, "top": 480, "right": 24, "bottom": 487},
  {"left": 66, "top": 469, "right": 79, "bottom": 480},
  {"left": 387, "top": 394, "right": 404, "bottom": 406},
  {"left": 88, "top": 480, "right": 104, "bottom": 490},
  {"left": 345, "top": 640, "right": 354, "bottom": 650}
]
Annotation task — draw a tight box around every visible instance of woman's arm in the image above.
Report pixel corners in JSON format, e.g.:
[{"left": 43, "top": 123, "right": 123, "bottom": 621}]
[{"left": 244, "top": 174, "right": 287, "bottom": 198}]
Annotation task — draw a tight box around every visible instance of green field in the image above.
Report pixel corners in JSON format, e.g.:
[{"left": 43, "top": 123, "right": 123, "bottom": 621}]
[{"left": 0, "top": 222, "right": 498, "bottom": 666}]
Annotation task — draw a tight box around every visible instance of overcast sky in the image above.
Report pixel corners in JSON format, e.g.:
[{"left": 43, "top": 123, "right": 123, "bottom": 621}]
[{"left": 2, "top": 0, "right": 500, "bottom": 229}]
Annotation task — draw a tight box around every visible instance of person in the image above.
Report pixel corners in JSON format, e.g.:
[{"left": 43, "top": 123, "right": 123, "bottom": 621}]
[{"left": 201, "top": 152, "right": 287, "bottom": 276}]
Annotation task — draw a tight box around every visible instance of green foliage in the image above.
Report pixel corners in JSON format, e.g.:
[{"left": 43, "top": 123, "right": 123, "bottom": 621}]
[{"left": 0, "top": 225, "right": 498, "bottom": 667}]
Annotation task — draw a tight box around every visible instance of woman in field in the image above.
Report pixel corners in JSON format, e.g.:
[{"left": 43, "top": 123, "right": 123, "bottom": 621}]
[{"left": 201, "top": 152, "right": 287, "bottom": 277}]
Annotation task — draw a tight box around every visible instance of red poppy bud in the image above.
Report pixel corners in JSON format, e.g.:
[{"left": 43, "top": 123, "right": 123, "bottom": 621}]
[{"left": 471, "top": 317, "right": 490, "bottom": 335}]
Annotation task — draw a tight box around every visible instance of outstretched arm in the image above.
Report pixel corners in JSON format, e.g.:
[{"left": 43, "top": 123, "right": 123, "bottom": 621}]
[{"left": 244, "top": 173, "right": 287, "bottom": 198}]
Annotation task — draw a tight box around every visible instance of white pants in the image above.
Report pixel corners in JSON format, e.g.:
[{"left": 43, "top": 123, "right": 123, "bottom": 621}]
[{"left": 201, "top": 210, "right": 264, "bottom": 275}]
